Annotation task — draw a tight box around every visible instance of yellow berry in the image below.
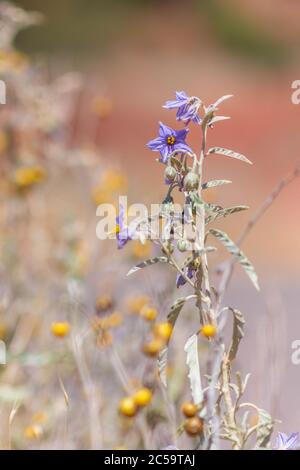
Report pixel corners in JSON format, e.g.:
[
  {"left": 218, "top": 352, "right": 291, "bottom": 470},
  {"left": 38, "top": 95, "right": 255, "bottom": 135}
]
[
  {"left": 184, "top": 416, "right": 203, "bottom": 436},
  {"left": 153, "top": 322, "right": 173, "bottom": 342},
  {"left": 51, "top": 322, "right": 70, "bottom": 338},
  {"left": 140, "top": 306, "right": 157, "bottom": 322},
  {"left": 24, "top": 424, "right": 43, "bottom": 440},
  {"left": 201, "top": 324, "right": 216, "bottom": 338},
  {"left": 181, "top": 402, "right": 198, "bottom": 418},
  {"left": 133, "top": 388, "right": 152, "bottom": 407},
  {"left": 127, "top": 295, "right": 150, "bottom": 315},
  {"left": 14, "top": 166, "right": 46, "bottom": 188},
  {"left": 142, "top": 339, "right": 164, "bottom": 357},
  {"left": 119, "top": 397, "right": 137, "bottom": 417}
]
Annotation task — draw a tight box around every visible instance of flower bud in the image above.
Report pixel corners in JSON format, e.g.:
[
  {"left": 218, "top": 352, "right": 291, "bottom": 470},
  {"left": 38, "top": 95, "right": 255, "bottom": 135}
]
[
  {"left": 177, "top": 239, "right": 188, "bottom": 252},
  {"left": 164, "top": 166, "right": 177, "bottom": 182},
  {"left": 184, "top": 172, "right": 199, "bottom": 191}
]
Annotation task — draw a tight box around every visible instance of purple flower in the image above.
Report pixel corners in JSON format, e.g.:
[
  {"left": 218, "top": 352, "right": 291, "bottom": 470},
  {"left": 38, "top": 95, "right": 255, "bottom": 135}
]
[
  {"left": 147, "top": 122, "right": 192, "bottom": 164},
  {"left": 163, "top": 91, "right": 202, "bottom": 125},
  {"left": 274, "top": 432, "right": 299, "bottom": 450},
  {"left": 176, "top": 265, "right": 194, "bottom": 288},
  {"left": 116, "top": 203, "right": 134, "bottom": 249}
]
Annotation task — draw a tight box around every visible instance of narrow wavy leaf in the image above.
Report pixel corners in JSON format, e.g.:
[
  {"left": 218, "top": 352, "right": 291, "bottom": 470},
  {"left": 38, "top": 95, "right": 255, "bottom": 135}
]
[
  {"left": 207, "top": 147, "right": 252, "bottom": 165},
  {"left": 127, "top": 256, "right": 168, "bottom": 276},
  {"left": 206, "top": 205, "right": 249, "bottom": 224},
  {"left": 209, "top": 228, "right": 259, "bottom": 290},
  {"left": 228, "top": 308, "right": 245, "bottom": 361},
  {"left": 202, "top": 179, "right": 232, "bottom": 190}
]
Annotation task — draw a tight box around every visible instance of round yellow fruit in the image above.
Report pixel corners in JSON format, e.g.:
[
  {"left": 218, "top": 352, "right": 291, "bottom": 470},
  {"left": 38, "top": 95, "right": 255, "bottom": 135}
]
[
  {"left": 201, "top": 324, "right": 216, "bottom": 338},
  {"left": 153, "top": 322, "right": 173, "bottom": 342},
  {"left": 119, "top": 397, "right": 137, "bottom": 417},
  {"left": 133, "top": 388, "right": 152, "bottom": 407}
]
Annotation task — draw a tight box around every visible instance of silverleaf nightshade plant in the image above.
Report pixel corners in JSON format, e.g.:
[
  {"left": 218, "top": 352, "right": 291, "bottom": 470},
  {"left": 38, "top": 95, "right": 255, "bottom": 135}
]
[{"left": 121, "top": 91, "right": 277, "bottom": 449}]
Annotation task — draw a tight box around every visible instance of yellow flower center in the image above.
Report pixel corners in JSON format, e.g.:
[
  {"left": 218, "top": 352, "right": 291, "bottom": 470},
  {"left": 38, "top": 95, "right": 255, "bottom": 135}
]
[{"left": 167, "top": 135, "right": 176, "bottom": 145}]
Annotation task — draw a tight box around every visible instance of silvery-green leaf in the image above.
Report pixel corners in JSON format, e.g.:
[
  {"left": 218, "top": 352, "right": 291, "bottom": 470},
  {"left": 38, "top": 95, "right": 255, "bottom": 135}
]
[
  {"left": 208, "top": 116, "right": 231, "bottom": 126},
  {"left": 127, "top": 256, "right": 168, "bottom": 276},
  {"left": 228, "top": 308, "right": 245, "bottom": 361},
  {"left": 202, "top": 179, "right": 232, "bottom": 190},
  {"left": 207, "top": 147, "right": 252, "bottom": 165},
  {"left": 256, "top": 408, "right": 274, "bottom": 448},
  {"left": 209, "top": 229, "right": 259, "bottom": 290},
  {"left": 206, "top": 205, "right": 249, "bottom": 224},
  {"left": 184, "top": 334, "right": 203, "bottom": 405},
  {"left": 212, "top": 94, "right": 233, "bottom": 108},
  {"left": 158, "top": 297, "right": 187, "bottom": 388}
]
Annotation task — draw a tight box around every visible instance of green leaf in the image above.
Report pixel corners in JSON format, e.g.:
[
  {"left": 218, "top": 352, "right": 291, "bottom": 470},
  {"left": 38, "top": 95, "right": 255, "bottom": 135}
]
[
  {"left": 184, "top": 334, "right": 203, "bottom": 405},
  {"left": 207, "top": 147, "right": 252, "bottom": 164},
  {"left": 209, "top": 228, "right": 259, "bottom": 290},
  {"left": 206, "top": 205, "right": 249, "bottom": 224},
  {"left": 127, "top": 256, "right": 168, "bottom": 276},
  {"left": 228, "top": 308, "right": 245, "bottom": 361},
  {"left": 158, "top": 297, "right": 187, "bottom": 388},
  {"left": 202, "top": 179, "right": 232, "bottom": 190}
]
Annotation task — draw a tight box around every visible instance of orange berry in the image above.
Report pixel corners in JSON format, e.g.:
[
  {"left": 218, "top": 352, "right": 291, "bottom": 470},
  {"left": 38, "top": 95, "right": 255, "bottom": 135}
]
[
  {"left": 140, "top": 306, "right": 157, "bottom": 322},
  {"left": 153, "top": 322, "right": 173, "bottom": 342},
  {"left": 184, "top": 416, "right": 203, "bottom": 436},
  {"left": 181, "top": 402, "right": 198, "bottom": 418},
  {"left": 133, "top": 388, "right": 152, "bottom": 407},
  {"left": 201, "top": 324, "right": 216, "bottom": 338},
  {"left": 142, "top": 339, "right": 164, "bottom": 357},
  {"left": 119, "top": 397, "right": 137, "bottom": 417}
]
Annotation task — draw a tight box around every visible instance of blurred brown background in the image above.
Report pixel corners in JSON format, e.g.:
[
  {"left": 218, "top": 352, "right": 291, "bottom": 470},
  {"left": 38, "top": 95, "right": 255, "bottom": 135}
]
[{"left": 10, "top": 0, "right": 300, "bottom": 439}]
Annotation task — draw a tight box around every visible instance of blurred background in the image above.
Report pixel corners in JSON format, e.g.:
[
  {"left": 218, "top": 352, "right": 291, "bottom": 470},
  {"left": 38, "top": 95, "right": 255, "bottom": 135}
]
[{"left": 0, "top": 0, "right": 299, "bottom": 449}]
